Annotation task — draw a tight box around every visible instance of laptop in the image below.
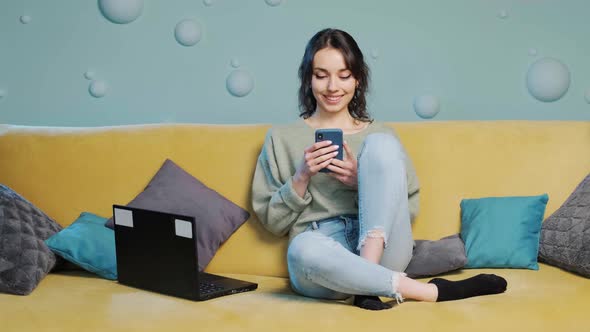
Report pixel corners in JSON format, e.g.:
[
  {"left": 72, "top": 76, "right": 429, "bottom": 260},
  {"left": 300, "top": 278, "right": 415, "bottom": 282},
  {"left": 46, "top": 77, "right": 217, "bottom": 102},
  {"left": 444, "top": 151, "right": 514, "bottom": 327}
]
[{"left": 112, "top": 204, "right": 258, "bottom": 301}]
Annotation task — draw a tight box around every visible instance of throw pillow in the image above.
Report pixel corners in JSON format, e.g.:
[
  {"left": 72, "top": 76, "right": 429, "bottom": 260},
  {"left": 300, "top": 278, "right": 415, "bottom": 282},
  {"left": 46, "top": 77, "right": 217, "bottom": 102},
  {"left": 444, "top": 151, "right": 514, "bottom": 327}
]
[
  {"left": 0, "top": 184, "right": 63, "bottom": 295},
  {"left": 538, "top": 173, "right": 590, "bottom": 277},
  {"left": 105, "top": 159, "right": 250, "bottom": 271},
  {"left": 45, "top": 212, "right": 117, "bottom": 280},
  {"left": 460, "top": 193, "right": 549, "bottom": 270},
  {"left": 405, "top": 234, "right": 467, "bottom": 278}
]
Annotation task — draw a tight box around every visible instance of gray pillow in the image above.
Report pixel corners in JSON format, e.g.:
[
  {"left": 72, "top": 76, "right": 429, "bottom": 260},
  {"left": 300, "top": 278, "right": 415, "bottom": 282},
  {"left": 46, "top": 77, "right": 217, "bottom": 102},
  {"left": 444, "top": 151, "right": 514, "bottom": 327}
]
[
  {"left": 105, "top": 159, "right": 250, "bottom": 271},
  {"left": 538, "top": 173, "right": 590, "bottom": 277},
  {"left": 0, "top": 184, "right": 63, "bottom": 295},
  {"left": 404, "top": 234, "right": 467, "bottom": 278}
]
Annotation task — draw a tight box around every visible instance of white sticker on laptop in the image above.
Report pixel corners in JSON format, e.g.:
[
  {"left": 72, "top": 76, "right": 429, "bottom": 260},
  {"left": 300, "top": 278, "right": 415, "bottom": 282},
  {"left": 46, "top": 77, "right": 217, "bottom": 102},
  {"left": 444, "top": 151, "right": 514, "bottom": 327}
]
[
  {"left": 114, "top": 208, "right": 134, "bottom": 228},
  {"left": 175, "top": 219, "right": 193, "bottom": 239}
]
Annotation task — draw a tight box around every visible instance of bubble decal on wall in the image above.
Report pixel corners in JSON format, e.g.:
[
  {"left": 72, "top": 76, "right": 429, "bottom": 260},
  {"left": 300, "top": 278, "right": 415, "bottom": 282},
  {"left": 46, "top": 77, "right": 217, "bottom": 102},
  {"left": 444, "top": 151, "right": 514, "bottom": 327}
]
[
  {"left": 584, "top": 90, "right": 590, "bottom": 104},
  {"left": 265, "top": 0, "right": 283, "bottom": 7},
  {"left": 0, "top": 89, "right": 6, "bottom": 99},
  {"left": 498, "top": 10, "right": 509, "bottom": 19},
  {"left": 89, "top": 80, "right": 108, "bottom": 98},
  {"left": 174, "top": 19, "right": 202, "bottom": 47},
  {"left": 230, "top": 58, "right": 240, "bottom": 68},
  {"left": 226, "top": 69, "right": 254, "bottom": 97},
  {"left": 528, "top": 48, "right": 538, "bottom": 57},
  {"left": 20, "top": 15, "right": 32, "bottom": 24},
  {"left": 84, "top": 71, "right": 96, "bottom": 80},
  {"left": 98, "top": 0, "right": 143, "bottom": 24},
  {"left": 203, "top": 0, "right": 214, "bottom": 6},
  {"left": 526, "top": 57, "right": 570, "bottom": 102},
  {"left": 413, "top": 95, "right": 440, "bottom": 119}
]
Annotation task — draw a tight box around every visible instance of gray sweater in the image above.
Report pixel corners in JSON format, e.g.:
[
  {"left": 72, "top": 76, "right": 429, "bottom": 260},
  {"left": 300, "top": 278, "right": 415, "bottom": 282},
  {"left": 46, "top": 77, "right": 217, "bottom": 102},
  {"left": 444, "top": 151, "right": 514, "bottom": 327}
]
[{"left": 251, "top": 120, "right": 420, "bottom": 242}]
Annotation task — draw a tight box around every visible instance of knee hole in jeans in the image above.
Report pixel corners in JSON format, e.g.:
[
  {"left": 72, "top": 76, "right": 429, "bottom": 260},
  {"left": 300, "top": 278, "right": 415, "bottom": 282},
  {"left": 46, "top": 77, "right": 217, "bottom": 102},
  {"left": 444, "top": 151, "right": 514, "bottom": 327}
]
[{"left": 358, "top": 227, "right": 388, "bottom": 250}]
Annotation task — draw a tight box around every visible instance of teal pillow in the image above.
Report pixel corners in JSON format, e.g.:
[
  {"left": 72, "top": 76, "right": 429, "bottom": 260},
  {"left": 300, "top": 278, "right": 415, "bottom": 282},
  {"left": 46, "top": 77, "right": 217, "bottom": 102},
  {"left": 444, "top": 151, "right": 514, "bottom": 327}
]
[
  {"left": 460, "top": 194, "right": 549, "bottom": 270},
  {"left": 45, "top": 212, "right": 117, "bottom": 279}
]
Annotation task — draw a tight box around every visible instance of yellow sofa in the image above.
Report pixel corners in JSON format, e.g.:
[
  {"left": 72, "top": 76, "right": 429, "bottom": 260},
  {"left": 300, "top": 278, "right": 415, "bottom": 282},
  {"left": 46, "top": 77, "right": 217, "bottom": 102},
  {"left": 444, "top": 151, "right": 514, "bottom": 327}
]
[{"left": 0, "top": 121, "right": 589, "bottom": 332}]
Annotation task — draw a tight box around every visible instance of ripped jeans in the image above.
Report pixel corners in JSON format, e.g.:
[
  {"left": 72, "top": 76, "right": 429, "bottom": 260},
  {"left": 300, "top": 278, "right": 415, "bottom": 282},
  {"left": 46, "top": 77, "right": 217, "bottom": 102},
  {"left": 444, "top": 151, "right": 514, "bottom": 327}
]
[{"left": 287, "top": 133, "right": 413, "bottom": 301}]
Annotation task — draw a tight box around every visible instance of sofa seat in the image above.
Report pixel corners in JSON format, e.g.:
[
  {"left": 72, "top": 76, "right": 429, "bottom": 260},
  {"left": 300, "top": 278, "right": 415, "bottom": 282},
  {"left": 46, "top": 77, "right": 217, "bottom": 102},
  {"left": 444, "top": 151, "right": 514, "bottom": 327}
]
[{"left": 2, "top": 263, "right": 588, "bottom": 332}]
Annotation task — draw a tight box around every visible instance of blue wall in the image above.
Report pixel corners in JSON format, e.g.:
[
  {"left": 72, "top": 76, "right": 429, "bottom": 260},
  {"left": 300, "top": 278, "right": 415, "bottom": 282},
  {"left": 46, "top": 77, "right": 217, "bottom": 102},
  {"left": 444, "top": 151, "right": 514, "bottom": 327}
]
[{"left": 0, "top": 0, "right": 589, "bottom": 126}]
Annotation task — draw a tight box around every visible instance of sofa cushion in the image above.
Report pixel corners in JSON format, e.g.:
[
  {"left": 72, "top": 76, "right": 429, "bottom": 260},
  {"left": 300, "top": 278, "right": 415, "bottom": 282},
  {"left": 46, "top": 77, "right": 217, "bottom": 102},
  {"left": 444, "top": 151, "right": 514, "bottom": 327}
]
[
  {"left": 405, "top": 234, "right": 467, "bottom": 278},
  {"left": 0, "top": 184, "right": 63, "bottom": 295},
  {"left": 460, "top": 194, "right": 549, "bottom": 270},
  {"left": 105, "top": 159, "right": 250, "bottom": 271},
  {"left": 538, "top": 173, "right": 590, "bottom": 277},
  {"left": 45, "top": 212, "right": 117, "bottom": 280}
]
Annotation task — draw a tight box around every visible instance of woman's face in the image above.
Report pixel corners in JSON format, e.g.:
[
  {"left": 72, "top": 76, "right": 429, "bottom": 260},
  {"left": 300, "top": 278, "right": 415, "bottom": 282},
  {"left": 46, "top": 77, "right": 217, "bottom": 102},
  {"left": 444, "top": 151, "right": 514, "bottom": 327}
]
[{"left": 311, "top": 47, "right": 358, "bottom": 115}]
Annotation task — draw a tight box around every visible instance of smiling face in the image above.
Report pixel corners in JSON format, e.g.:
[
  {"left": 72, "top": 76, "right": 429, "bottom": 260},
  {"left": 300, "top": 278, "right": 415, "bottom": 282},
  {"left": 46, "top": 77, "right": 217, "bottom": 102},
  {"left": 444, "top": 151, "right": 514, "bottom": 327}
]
[{"left": 311, "top": 47, "right": 358, "bottom": 115}]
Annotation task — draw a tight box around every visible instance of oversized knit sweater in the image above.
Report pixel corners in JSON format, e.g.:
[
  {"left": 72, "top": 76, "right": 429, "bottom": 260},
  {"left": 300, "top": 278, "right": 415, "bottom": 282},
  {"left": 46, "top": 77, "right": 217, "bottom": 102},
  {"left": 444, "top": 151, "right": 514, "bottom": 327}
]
[{"left": 251, "top": 120, "right": 420, "bottom": 242}]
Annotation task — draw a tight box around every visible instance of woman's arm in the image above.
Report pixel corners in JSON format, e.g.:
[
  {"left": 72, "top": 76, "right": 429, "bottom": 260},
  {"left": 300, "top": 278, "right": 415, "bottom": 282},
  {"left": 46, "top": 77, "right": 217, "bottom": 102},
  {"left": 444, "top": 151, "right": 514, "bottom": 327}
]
[
  {"left": 251, "top": 130, "right": 312, "bottom": 237},
  {"left": 252, "top": 129, "right": 346, "bottom": 236}
]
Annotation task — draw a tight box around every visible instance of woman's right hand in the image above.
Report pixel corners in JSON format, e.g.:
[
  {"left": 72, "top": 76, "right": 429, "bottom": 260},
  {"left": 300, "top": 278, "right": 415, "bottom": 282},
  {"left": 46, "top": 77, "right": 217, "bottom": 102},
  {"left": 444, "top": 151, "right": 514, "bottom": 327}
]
[{"left": 294, "top": 140, "right": 340, "bottom": 182}]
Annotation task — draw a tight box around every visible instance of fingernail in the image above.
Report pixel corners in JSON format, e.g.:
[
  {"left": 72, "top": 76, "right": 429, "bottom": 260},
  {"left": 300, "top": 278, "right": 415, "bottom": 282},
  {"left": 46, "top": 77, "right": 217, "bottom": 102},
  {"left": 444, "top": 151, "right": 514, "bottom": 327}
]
[{"left": 327, "top": 140, "right": 332, "bottom": 144}]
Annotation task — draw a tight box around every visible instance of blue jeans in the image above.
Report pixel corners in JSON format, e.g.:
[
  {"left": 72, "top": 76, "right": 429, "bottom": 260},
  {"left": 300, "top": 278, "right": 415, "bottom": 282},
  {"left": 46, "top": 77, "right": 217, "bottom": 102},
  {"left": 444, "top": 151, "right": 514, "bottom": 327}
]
[{"left": 287, "top": 133, "right": 414, "bottom": 301}]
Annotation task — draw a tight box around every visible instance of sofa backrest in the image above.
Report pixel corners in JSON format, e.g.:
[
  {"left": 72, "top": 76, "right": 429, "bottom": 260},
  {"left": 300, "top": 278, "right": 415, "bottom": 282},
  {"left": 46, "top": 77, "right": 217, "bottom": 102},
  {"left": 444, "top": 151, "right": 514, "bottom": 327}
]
[{"left": 1, "top": 121, "right": 589, "bottom": 278}]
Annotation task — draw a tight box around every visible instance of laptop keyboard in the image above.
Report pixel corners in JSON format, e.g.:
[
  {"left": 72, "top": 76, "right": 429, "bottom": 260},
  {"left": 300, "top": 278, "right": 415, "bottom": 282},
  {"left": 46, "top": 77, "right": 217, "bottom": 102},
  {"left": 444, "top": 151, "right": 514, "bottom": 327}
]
[{"left": 199, "top": 282, "right": 224, "bottom": 295}]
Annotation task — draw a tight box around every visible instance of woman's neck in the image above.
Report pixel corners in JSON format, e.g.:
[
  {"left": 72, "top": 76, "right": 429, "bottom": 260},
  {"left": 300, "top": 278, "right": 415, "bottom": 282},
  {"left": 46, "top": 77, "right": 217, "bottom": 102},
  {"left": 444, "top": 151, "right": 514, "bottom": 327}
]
[{"left": 304, "top": 111, "right": 368, "bottom": 134}]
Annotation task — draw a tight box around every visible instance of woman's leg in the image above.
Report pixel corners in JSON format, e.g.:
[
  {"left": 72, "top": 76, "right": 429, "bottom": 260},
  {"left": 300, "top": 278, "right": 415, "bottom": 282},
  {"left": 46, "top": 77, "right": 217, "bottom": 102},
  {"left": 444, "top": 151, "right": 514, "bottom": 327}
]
[
  {"left": 288, "top": 132, "right": 508, "bottom": 306},
  {"left": 357, "top": 133, "right": 437, "bottom": 302},
  {"left": 356, "top": 133, "right": 508, "bottom": 303},
  {"left": 357, "top": 132, "right": 414, "bottom": 270},
  {"left": 287, "top": 219, "right": 402, "bottom": 301},
  {"left": 286, "top": 133, "right": 436, "bottom": 306}
]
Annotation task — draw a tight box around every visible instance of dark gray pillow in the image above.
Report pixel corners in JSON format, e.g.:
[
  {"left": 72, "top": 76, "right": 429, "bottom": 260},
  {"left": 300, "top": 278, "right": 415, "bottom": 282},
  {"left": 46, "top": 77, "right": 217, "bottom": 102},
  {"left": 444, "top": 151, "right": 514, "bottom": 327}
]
[
  {"left": 105, "top": 159, "right": 250, "bottom": 271},
  {"left": 404, "top": 234, "right": 467, "bottom": 278},
  {"left": 0, "top": 184, "right": 63, "bottom": 295},
  {"left": 538, "top": 173, "right": 590, "bottom": 277}
]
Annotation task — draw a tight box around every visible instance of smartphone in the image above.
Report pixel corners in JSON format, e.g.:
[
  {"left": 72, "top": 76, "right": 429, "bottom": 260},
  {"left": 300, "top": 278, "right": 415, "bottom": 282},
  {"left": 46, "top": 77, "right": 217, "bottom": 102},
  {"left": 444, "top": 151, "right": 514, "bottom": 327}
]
[{"left": 315, "top": 128, "right": 343, "bottom": 173}]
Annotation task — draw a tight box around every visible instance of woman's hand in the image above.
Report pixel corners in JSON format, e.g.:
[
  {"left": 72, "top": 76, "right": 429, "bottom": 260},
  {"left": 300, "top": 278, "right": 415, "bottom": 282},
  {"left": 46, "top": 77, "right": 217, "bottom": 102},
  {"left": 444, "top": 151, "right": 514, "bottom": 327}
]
[
  {"left": 327, "top": 141, "right": 358, "bottom": 188},
  {"left": 292, "top": 140, "right": 339, "bottom": 198},
  {"left": 294, "top": 140, "right": 340, "bottom": 182}
]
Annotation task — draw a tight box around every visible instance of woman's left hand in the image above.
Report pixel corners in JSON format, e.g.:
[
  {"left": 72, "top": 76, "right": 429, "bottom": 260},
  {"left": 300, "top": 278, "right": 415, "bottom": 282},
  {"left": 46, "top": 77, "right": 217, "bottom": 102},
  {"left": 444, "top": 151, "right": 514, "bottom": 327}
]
[{"left": 327, "top": 141, "right": 358, "bottom": 188}]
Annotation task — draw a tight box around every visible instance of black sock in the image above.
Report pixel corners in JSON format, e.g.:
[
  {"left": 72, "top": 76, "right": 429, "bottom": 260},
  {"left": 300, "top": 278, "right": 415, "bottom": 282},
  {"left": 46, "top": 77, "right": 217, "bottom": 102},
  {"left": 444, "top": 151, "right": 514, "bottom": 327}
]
[
  {"left": 353, "top": 295, "right": 392, "bottom": 310},
  {"left": 428, "top": 274, "right": 507, "bottom": 302}
]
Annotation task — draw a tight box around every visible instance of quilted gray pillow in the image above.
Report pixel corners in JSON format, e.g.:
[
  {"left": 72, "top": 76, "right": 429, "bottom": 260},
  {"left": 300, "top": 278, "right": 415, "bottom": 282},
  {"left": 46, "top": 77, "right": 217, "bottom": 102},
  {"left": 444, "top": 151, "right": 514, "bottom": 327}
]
[
  {"left": 0, "top": 184, "right": 63, "bottom": 295},
  {"left": 538, "top": 173, "right": 590, "bottom": 277}
]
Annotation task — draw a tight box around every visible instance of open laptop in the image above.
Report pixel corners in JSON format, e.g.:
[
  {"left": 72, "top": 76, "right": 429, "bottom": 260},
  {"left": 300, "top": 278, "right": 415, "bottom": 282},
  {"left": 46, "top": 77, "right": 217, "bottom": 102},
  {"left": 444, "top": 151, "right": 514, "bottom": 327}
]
[{"left": 112, "top": 204, "right": 257, "bottom": 301}]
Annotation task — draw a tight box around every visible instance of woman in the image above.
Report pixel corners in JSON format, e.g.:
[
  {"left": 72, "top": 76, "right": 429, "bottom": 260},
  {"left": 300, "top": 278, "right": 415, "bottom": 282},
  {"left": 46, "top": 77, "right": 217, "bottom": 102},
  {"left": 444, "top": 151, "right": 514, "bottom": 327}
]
[{"left": 252, "top": 28, "right": 506, "bottom": 310}]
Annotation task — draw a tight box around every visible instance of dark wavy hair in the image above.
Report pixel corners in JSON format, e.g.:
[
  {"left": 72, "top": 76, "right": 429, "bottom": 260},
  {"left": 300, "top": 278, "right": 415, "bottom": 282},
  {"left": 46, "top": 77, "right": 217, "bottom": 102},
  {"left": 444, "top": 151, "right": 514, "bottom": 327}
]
[{"left": 298, "top": 28, "right": 372, "bottom": 122}]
